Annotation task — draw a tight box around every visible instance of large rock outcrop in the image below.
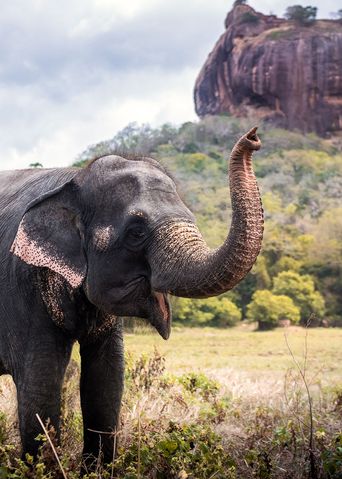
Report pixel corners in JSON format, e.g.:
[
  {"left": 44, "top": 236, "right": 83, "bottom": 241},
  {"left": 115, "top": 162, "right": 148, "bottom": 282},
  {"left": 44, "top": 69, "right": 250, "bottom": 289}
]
[{"left": 194, "top": 4, "right": 342, "bottom": 136}]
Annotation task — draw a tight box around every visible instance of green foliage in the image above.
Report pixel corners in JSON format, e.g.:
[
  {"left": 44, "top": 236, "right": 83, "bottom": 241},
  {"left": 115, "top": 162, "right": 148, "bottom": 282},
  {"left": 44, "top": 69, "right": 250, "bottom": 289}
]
[
  {"left": 28, "top": 162, "right": 43, "bottom": 168},
  {"left": 273, "top": 271, "right": 325, "bottom": 324},
  {"left": 74, "top": 115, "right": 342, "bottom": 326},
  {"left": 173, "top": 296, "right": 242, "bottom": 327},
  {"left": 114, "top": 422, "right": 236, "bottom": 479},
  {"left": 125, "top": 349, "right": 165, "bottom": 393},
  {"left": 266, "top": 28, "right": 296, "bottom": 41},
  {"left": 0, "top": 412, "right": 7, "bottom": 445},
  {"left": 271, "top": 256, "right": 303, "bottom": 275},
  {"left": 284, "top": 5, "right": 317, "bottom": 25},
  {"left": 247, "top": 290, "right": 300, "bottom": 329},
  {"left": 253, "top": 256, "right": 272, "bottom": 290},
  {"left": 321, "top": 433, "right": 342, "bottom": 478},
  {"left": 178, "top": 372, "right": 220, "bottom": 400},
  {"left": 240, "top": 12, "right": 259, "bottom": 24}
]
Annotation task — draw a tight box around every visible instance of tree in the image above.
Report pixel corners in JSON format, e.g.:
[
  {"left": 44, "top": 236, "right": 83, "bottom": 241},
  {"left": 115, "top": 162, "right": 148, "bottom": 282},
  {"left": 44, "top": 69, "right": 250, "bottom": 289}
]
[
  {"left": 254, "top": 256, "right": 272, "bottom": 289},
  {"left": 247, "top": 290, "right": 300, "bottom": 330},
  {"left": 29, "top": 162, "right": 43, "bottom": 168},
  {"left": 272, "top": 271, "right": 325, "bottom": 324},
  {"left": 284, "top": 5, "right": 317, "bottom": 25},
  {"left": 173, "top": 297, "right": 241, "bottom": 327},
  {"left": 331, "top": 9, "right": 342, "bottom": 20},
  {"left": 272, "top": 256, "right": 303, "bottom": 275},
  {"left": 233, "top": 0, "right": 248, "bottom": 6}
]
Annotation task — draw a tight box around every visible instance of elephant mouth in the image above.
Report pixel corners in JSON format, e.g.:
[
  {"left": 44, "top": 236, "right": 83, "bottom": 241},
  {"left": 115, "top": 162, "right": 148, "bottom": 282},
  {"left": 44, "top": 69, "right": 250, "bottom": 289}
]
[
  {"left": 98, "top": 278, "right": 172, "bottom": 340},
  {"left": 150, "top": 291, "right": 171, "bottom": 340}
]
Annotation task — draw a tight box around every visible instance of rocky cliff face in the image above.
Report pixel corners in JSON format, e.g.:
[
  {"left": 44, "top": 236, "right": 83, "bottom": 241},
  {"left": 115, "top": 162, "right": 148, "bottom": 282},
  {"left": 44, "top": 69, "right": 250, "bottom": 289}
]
[{"left": 194, "top": 4, "right": 342, "bottom": 136}]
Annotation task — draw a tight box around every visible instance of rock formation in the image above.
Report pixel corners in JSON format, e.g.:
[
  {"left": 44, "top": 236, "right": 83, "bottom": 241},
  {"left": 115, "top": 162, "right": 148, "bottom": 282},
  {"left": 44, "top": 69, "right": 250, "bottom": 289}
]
[{"left": 194, "top": 4, "right": 342, "bottom": 136}]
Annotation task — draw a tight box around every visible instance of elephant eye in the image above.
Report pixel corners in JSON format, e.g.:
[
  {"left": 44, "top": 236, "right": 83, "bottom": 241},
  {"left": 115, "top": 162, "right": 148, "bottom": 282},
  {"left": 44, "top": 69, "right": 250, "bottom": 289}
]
[
  {"left": 126, "top": 226, "right": 147, "bottom": 246},
  {"left": 129, "top": 228, "right": 145, "bottom": 239}
]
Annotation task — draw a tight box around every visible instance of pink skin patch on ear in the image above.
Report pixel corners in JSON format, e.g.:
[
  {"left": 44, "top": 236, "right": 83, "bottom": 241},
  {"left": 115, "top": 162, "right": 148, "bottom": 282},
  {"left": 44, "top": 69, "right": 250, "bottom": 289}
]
[
  {"left": 93, "top": 225, "right": 114, "bottom": 252},
  {"left": 10, "top": 222, "right": 84, "bottom": 288},
  {"left": 128, "top": 209, "right": 145, "bottom": 218}
]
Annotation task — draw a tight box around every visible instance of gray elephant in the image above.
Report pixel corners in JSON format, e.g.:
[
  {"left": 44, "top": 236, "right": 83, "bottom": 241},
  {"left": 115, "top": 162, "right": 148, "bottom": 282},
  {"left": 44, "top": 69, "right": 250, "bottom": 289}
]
[{"left": 0, "top": 128, "right": 263, "bottom": 468}]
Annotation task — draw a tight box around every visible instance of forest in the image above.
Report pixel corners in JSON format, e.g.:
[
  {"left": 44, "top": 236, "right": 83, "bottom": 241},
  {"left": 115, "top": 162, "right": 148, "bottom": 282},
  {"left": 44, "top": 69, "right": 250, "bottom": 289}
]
[{"left": 75, "top": 115, "right": 342, "bottom": 331}]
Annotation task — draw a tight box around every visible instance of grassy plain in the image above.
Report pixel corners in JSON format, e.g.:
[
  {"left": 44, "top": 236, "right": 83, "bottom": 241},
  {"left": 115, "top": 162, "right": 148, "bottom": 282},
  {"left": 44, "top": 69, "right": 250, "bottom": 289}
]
[{"left": 123, "top": 324, "right": 342, "bottom": 382}]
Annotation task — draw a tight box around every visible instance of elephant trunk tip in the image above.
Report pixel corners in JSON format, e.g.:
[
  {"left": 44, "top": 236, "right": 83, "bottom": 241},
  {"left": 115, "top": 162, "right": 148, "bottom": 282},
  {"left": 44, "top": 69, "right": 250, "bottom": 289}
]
[{"left": 239, "top": 126, "right": 261, "bottom": 152}]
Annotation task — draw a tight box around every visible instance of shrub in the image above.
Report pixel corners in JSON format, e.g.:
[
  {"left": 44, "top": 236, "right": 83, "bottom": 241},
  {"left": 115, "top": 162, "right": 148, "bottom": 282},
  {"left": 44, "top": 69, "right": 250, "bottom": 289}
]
[
  {"left": 240, "top": 12, "right": 259, "bottom": 24},
  {"left": 284, "top": 5, "right": 317, "bottom": 25},
  {"left": 173, "top": 297, "right": 242, "bottom": 327},
  {"left": 178, "top": 372, "right": 220, "bottom": 400},
  {"left": 114, "top": 422, "right": 236, "bottom": 479},
  {"left": 272, "top": 271, "right": 325, "bottom": 324},
  {"left": 247, "top": 290, "right": 300, "bottom": 329},
  {"left": 125, "top": 349, "right": 165, "bottom": 393},
  {"left": 272, "top": 256, "right": 303, "bottom": 275}
]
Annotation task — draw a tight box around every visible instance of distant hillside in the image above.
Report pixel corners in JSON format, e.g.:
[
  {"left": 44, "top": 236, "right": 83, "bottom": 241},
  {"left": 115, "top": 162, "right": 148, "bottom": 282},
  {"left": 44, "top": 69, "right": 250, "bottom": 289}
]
[
  {"left": 75, "top": 116, "right": 342, "bottom": 327},
  {"left": 194, "top": 3, "right": 342, "bottom": 136}
]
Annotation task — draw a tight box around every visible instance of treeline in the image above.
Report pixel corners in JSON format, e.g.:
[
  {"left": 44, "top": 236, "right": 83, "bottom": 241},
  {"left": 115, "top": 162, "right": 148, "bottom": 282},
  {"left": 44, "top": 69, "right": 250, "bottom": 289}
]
[{"left": 75, "top": 116, "right": 342, "bottom": 329}]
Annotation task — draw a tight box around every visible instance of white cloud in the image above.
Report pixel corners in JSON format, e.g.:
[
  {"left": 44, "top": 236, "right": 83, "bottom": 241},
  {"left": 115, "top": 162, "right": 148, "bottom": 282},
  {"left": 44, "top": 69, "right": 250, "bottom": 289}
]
[
  {"left": 2, "top": 66, "right": 198, "bottom": 168},
  {"left": 0, "top": 0, "right": 339, "bottom": 170}
]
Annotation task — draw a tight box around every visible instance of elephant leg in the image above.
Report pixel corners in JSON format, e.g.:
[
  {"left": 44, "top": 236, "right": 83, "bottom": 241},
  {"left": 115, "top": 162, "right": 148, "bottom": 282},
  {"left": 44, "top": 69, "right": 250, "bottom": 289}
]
[
  {"left": 15, "top": 327, "right": 73, "bottom": 458},
  {"left": 80, "top": 320, "right": 124, "bottom": 471}
]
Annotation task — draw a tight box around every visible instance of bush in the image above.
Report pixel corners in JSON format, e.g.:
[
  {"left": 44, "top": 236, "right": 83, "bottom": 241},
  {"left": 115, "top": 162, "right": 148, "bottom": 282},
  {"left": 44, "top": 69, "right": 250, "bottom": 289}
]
[
  {"left": 272, "top": 271, "right": 325, "bottom": 324},
  {"left": 284, "top": 5, "right": 317, "bottom": 25},
  {"left": 240, "top": 12, "right": 259, "bottom": 24},
  {"left": 114, "top": 422, "right": 236, "bottom": 479},
  {"left": 247, "top": 290, "right": 300, "bottom": 329},
  {"left": 178, "top": 372, "right": 220, "bottom": 400},
  {"left": 173, "top": 297, "right": 242, "bottom": 327}
]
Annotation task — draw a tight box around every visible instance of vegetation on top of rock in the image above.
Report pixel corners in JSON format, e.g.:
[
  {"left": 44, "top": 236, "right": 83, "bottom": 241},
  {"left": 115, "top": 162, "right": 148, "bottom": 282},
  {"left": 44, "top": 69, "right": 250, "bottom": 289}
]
[{"left": 284, "top": 5, "right": 317, "bottom": 25}]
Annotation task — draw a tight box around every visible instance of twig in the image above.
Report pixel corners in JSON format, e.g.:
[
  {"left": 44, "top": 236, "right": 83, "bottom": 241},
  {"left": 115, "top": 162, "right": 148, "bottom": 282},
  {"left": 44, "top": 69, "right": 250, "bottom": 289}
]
[
  {"left": 284, "top": 330, "right": 317, "bottom": 479},
  {"left": 111, "top": 426, "right": 117, "bottom": 479},
  {"left": 137, "top": 405, "right": 141, "bottom": 479},
  {"left": 36, "top": 413, "right": 68, "bottom": 479},
  {"left": 303, "top": 315, "right": 313, "bottom": 377}
]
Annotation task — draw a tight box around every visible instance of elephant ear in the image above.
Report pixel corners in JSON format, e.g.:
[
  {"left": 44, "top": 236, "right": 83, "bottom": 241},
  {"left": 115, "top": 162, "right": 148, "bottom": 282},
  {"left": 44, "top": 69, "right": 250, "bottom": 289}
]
[{"left": 10, "top": 181, "right": 86, "bottom": 288}]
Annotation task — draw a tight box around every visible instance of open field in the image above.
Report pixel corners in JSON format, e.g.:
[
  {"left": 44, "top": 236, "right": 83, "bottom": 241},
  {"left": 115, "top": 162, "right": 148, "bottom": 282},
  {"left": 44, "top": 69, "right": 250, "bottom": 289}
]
[
  {"left": 1, "top": 325, "right": 342, "bottom": 478},
  {"left": 123, "top": 324, "right": 342, "bottom": 379}
]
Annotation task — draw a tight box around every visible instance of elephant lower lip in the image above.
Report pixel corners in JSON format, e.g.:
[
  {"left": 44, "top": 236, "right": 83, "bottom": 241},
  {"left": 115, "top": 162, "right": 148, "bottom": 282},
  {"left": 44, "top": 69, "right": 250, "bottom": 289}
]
[
  {"left": 151, "top": 291, "right": 171, "bottom": 340},
  {"left": 154, "top": 292, "right": 169, "bottom": 322}
]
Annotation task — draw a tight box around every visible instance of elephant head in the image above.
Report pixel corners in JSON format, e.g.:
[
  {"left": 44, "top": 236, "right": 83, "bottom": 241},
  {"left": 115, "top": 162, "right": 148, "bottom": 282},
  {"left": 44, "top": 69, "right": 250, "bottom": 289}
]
[{"left": 11, "top": 128, "right": 263, "bottom": 339}]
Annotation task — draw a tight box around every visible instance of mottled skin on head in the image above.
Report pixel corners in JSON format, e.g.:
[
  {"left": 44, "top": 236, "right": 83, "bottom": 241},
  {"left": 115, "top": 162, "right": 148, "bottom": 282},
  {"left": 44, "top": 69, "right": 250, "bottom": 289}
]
[{"left": 0, "top": 128, "right": 263, "bottom": 471}]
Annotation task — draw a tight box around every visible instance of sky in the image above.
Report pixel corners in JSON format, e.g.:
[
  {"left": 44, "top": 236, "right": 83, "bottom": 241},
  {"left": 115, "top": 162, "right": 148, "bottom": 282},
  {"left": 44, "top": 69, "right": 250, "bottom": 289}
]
[{"left": 0, "top": 0, "right": 338, "bottom": 169}]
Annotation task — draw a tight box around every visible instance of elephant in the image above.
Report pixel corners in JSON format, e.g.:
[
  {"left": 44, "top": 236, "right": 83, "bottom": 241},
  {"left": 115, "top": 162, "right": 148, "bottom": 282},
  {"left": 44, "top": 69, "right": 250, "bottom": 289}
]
[{"left": 0, "top": 127, "right": 263, "bottom": 469}]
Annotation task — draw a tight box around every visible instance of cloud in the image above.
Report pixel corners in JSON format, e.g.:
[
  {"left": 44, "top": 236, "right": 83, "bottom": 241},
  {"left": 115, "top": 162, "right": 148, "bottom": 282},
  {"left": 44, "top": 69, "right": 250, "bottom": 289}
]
[{"left": 0, "top": 0, "right": 338, "bottom": 169}]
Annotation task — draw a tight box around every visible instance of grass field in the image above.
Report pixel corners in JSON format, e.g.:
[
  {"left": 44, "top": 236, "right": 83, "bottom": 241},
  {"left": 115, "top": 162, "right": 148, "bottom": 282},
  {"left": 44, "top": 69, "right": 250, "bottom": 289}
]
[{"left": 123, "top": 324, "right": 342, "bottom": 383}]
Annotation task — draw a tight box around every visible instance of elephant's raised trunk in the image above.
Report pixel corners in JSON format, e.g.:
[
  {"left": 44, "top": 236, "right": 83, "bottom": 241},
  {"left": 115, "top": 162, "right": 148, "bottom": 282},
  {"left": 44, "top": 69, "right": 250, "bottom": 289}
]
[{"left": 150, "top": 127, "right": 264, "bottom": 298}]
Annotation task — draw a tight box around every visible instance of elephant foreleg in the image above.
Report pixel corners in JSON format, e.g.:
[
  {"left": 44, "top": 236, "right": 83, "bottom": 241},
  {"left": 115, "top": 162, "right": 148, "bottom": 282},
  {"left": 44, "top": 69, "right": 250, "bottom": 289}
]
[
  {"left": 15, "top": 327, "right": 73, "bottom": 458},
  {"left": 80, "top": 319, "right": 124, "bottom": 471}
]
